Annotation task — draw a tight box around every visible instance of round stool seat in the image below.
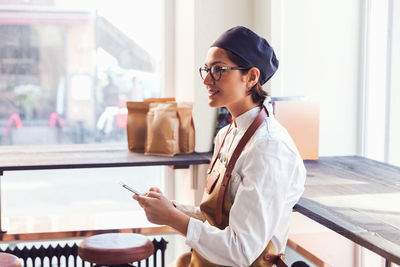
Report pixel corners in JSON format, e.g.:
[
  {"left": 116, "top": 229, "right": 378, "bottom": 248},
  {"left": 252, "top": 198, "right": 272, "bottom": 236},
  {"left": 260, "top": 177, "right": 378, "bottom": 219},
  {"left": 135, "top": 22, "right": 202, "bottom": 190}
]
[
  {"left": 0, "top": 252, "right": 21, "bottom": 267},
  {"left": 78, "top": 233, "right": 154, "bottom": 265}
]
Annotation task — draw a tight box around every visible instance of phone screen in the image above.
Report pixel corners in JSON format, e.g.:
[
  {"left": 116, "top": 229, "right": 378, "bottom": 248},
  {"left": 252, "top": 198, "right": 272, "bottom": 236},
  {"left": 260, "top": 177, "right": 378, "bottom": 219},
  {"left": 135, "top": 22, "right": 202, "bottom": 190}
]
[{"left": 119, "top": 181, "right": 142, "bottom": 195}]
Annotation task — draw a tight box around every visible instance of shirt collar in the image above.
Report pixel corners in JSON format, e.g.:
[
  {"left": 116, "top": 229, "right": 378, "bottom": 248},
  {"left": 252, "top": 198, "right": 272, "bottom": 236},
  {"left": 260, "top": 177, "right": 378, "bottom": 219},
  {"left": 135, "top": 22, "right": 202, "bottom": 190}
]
[
  {"left": 233, "top": 105, "right": 261, "bottom": 130},
  {"left": 263, "top": 96, "right": 274, "bottom": 117}
]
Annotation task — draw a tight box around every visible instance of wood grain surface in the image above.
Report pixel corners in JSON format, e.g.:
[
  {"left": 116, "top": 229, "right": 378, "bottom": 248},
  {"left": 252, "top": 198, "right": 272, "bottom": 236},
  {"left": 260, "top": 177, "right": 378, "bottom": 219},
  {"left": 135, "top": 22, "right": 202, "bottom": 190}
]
[{"left": 298, "top": 156, "right": 400, "bottom": 264}]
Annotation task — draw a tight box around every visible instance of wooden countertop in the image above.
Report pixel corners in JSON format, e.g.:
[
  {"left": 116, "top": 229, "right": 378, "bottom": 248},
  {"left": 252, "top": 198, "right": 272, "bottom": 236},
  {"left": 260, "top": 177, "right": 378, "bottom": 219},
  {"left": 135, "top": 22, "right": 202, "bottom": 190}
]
[
  {"left": 0, "top": 144, "right": 212, "bottom": 173},
  {"left": 298, "top": 156, "right": 400, "bottom": 264}
]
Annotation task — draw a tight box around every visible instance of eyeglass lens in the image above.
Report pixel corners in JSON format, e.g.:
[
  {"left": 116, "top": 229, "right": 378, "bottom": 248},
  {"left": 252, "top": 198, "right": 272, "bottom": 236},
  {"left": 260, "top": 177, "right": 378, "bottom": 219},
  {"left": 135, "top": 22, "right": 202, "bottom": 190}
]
[{"left": 200, "top": 66, "right": 222, "bottom": 81}]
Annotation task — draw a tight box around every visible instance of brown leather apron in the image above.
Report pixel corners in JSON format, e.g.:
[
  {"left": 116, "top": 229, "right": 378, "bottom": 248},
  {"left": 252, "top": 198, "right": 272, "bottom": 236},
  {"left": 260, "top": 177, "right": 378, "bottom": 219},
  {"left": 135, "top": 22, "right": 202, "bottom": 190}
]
[{"left": 180, "top": 107, "right": 287, "bottom": 267}]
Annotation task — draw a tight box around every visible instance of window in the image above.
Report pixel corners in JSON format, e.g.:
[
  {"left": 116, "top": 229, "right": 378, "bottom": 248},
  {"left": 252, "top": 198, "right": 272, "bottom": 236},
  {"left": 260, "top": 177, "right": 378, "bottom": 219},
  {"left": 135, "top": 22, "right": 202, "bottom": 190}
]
[
  {"left": 358, "top": 0, "right": 400, "bottom": 265},
  {"left": 0, "top": 0, "right": 167, "bottom": 235},
  {"left": 361, "top": 0, "right": 400, "bottom": 167},
  {"left": 0, "top": 0, "right": 163, "bottom": 145},
  {"left": 2, "top": 166, "right": 163, "bottom": 232}
]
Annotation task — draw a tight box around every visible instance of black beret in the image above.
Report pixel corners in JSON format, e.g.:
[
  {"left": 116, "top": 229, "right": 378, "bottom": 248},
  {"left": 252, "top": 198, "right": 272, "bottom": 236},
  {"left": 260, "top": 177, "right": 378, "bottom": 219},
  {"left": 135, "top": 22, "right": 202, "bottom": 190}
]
[{"left": 211, "top": 26, "right": 279, "bottom": 85}]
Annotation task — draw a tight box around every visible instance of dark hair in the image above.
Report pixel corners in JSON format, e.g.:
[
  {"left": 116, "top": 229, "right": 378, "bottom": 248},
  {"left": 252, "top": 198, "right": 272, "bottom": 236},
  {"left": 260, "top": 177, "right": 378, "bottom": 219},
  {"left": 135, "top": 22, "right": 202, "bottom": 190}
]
[{"left": 224, "top": 49, "right": 269, "bottom": 104}]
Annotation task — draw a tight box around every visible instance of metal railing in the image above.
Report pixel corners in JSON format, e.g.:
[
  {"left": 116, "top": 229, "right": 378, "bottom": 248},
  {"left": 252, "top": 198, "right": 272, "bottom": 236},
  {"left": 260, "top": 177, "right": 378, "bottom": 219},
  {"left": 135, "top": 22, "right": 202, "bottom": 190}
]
[{"left": 1, "top": 238, "right": 168, "bottom": 267}]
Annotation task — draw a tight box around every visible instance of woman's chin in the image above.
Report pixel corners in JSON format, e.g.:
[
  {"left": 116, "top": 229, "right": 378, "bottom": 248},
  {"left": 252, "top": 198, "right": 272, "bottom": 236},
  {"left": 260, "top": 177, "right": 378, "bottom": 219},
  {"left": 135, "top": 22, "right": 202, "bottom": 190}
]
[{"left": 208, "top": 100, "right": 223, "bottom": 108}]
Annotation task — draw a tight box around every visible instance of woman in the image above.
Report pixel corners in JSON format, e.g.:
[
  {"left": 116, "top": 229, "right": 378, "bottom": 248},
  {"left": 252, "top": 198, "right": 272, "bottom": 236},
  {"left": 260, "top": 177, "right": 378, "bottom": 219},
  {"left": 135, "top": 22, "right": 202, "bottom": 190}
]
[{"left": 134, "top": 26, "right": 306, "bottom": 267}]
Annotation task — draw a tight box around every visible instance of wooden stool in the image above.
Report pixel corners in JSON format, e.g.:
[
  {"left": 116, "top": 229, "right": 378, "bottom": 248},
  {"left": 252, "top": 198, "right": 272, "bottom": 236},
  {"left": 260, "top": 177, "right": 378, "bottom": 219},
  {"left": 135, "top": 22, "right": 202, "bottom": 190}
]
[
  {"left": 0, "top": 252, "right": 21, "bottom": 267},
  {"left": 78, "top": 233, "right": 154, "bottom": 266}
]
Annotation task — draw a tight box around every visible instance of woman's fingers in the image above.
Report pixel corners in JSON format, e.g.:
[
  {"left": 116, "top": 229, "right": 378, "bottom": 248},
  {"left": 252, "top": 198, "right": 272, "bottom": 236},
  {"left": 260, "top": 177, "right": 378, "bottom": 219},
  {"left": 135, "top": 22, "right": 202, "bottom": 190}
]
[
  {"left": 133, "top": 194, "right": 148, "bottom": 208},
  {"left": 132, "top": 190, "right": 174, "bottom": 225},
  {"left": 132, "top": 194, "right": 145, "bottom": 202},
  {"left": 133, "top": 193, "right": 161, "bottom": 208},
  {"left": 146, "top": 191, "right": 161, "bottom": 199},
  {"left": 149, "top": 187, "right": 162, "bottom": 193}
]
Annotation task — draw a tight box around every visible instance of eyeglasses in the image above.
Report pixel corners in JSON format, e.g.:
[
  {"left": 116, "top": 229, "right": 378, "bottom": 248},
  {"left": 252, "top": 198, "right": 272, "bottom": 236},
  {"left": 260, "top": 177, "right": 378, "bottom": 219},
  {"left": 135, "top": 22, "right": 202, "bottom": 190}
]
[{"left": 199, "top": 65, "right": 250, "bottom": 81}]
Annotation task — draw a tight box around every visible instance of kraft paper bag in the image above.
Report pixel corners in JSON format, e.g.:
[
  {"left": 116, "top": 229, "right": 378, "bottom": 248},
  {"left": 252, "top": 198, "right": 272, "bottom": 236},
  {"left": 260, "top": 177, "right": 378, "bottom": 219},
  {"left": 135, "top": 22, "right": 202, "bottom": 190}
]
[
  {"left": 145, "top": 102, "right": 180, "bottom": 156},
  {"left": 177, "top": 102, "right": 195, "bottom": 153},
  {"left": 126, "top": 98, "right": 175, "bottom": 152}
]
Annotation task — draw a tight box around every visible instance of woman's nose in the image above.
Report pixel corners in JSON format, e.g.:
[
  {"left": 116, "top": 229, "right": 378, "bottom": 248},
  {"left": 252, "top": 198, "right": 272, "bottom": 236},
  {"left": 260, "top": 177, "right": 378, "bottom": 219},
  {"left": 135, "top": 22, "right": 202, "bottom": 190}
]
[{"left": 203, "top": 71, "right": 214, "bottom": 85}]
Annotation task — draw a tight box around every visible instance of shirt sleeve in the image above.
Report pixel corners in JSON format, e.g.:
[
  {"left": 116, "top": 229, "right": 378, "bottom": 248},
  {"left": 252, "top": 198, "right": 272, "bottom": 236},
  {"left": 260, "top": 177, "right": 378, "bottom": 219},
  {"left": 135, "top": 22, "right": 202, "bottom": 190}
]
[
  {"left": 186, "top": 138, "right": 305, "bottom": 266},
  {"left": 172, "top": 201, "right": 205, "bottom": 221}
]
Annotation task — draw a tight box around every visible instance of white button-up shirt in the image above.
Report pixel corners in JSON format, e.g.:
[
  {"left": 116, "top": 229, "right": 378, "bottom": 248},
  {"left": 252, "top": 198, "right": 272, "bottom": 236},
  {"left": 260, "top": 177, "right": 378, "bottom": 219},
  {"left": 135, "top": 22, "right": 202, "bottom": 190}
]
[{"left": 174, "top": 98, "right": 306, "bottom": 267}]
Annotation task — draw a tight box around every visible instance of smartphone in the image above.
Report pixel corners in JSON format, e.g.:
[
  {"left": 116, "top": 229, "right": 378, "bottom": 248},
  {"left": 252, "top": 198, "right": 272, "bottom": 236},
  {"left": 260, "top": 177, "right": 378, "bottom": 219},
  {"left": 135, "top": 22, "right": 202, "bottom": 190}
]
[{"left": 119, "top": 181, "right": 143, "bottom": 195}]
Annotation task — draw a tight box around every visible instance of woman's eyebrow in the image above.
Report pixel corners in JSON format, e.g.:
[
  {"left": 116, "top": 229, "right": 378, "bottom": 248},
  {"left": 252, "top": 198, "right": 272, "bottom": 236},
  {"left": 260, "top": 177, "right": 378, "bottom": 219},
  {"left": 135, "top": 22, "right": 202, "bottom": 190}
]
[{"left": 204, "top": 61, "right": 227, "bottom": 67}]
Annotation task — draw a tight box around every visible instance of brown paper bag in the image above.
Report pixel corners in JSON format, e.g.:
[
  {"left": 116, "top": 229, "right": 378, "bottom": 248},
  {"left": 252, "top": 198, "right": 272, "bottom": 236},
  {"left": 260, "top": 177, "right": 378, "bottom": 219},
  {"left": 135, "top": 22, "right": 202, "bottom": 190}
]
[
  {"left": 126, "top": 98, "right": 175, "bottom": 152},
  {"left": 143, "top": 98, "right": 175, "bottom": 103},
  {"left": 177, "top": 102, "right": 195, "bottom": 153},
  {"left": 145, "top": 102, "right": 180, "bottom": 156}
]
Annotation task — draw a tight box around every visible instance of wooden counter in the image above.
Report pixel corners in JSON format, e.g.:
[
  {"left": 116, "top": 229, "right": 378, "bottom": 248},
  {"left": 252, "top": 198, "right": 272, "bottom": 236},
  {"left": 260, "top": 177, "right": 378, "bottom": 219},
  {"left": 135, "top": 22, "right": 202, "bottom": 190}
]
[
  {"left": 0, "top": 144, "right": 211, "bottom": 173},
  {"left": 298, "top": 156, "right": 400, "bottom": 265}
]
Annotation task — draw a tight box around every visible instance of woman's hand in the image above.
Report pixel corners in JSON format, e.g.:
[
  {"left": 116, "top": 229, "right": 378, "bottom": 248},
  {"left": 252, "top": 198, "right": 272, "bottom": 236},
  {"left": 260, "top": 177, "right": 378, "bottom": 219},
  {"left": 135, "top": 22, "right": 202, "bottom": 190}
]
[
  {"left": 133, "top": 188, "right": 190, "bottom": 235},
  {"left": 148, "top": 187, "right": 162, "bottom": 193},
  {"left": 133, "top": 190, "right": 174, "bottom": 225}
]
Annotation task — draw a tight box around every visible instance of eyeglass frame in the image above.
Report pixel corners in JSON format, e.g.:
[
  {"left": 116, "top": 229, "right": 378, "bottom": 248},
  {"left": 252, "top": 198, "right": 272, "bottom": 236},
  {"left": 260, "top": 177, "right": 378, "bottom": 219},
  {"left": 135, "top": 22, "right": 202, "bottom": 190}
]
[{"left": 199, "top": 65, "right": 250, "bottom": 82}]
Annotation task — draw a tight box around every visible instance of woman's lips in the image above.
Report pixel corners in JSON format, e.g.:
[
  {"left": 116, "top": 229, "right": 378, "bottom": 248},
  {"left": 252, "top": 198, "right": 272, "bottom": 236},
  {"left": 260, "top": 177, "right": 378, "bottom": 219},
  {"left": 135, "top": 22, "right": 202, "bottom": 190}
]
[{"left": 208, "top": 90, "right": 219, "bottom": 97}]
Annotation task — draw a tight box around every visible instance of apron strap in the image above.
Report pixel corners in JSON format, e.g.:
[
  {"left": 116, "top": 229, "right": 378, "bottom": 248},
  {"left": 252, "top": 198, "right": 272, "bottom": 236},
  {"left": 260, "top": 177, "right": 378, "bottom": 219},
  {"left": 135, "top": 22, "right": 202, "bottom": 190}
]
[
  {"left": 215, "top": 106, "right": 268, "bottom": 224},
  {"left": 265, "top": 253, "right": 288, "bottom": 267}
]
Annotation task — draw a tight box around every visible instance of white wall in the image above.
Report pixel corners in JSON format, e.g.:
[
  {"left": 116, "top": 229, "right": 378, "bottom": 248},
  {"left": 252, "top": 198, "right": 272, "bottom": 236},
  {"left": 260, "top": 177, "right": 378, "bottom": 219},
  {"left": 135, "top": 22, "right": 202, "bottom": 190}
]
[
  {"left": 388, "top": 0, "right": 400, "bottom": 166},
  {"left": 278, "top": 0, "right": 362, "bottom": 156},
  {"left": 174, "top": 0, "right": 195, "bottom": 102},
  {"left": 363, "top": 0, "right": 390, "bottom": 161}
]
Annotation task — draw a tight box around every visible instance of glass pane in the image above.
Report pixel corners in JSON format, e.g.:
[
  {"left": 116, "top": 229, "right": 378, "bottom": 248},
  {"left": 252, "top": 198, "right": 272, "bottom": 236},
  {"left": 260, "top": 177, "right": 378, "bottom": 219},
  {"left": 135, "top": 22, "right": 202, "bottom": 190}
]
[
  {"left": 0, "top": 0, "right": 163, "bottom": 146},
  {"left": 0, "top": 0, "right": 166, "bottom": 237},
  {"left": 2, "top": 166, "right": 163, "bottom": 232}
]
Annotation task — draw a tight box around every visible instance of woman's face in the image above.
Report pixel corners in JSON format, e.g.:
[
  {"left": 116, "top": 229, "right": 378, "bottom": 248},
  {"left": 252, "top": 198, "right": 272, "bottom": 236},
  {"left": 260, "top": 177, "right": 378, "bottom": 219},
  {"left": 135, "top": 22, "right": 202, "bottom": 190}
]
[{"left": 202, "top": 47, "right": 251, "bottom": 116}]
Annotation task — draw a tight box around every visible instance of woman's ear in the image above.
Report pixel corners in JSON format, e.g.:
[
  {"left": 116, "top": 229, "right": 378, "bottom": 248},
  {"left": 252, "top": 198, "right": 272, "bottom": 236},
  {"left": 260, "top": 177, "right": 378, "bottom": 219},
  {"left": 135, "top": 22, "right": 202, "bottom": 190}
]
[{"left": 247, "top": 67, "right": 260, "bottom": 88}]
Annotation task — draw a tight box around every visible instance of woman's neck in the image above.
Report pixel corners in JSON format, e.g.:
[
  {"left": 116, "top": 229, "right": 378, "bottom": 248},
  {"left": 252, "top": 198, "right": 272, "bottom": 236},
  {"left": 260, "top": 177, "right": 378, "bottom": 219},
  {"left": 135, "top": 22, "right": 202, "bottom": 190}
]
[{"left": 227, "top": 99, "right": 260, "bottom": 119}]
